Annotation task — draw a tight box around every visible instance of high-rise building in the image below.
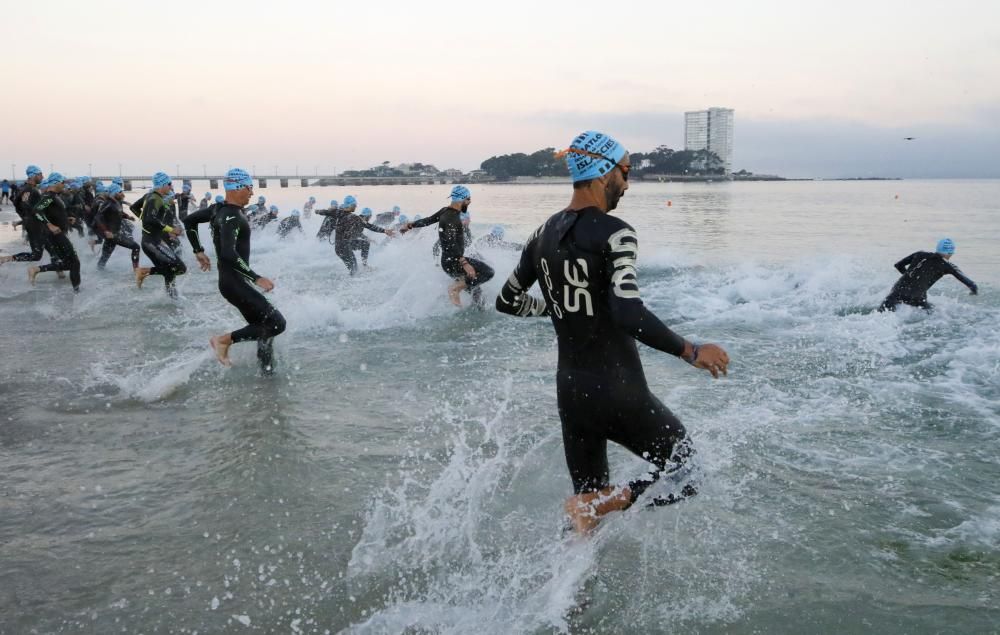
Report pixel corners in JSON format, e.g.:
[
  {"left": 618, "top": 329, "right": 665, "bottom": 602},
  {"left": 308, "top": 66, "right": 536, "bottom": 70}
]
[{"left": 684, "top": 107, "right": 735, "bottom": 175}]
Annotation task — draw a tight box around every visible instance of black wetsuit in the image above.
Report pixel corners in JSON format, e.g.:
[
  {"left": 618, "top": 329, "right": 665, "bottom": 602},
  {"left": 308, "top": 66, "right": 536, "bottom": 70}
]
[
  {"left": 184, "top": 203, "right": 286, "bottom": 371},
  {"left": 316, "top": 207, "right": 347, "bottom": 241},
  {"left": 9, "top": 183, "right": 53, "bottom": 262},
  {"left": 177, "top": 192, "right": 194, "bottom": 220},
  {"left": 33, "top": 192, "right": 81, "bottom": 290},
  {"left": 62, "top": 191, "right": 86, "bottom": 237},
  {"left": 276, "top": 215, "right": 302, "bottom": 238},
  {"left": 334, "top": 214, "right": 387, "bottom": 275},
  {"left": 879, "top": 251, "right": 978, "bottom": 311},
  {"left": 375, "top": 211, "right": 395, "bottom": 226},
  {"left": 495, "top": 207, "right": 693, "bottom": 499},
  {"left": 140, "top": 192, "right": 187, "bottom": 295},
  {"left": 94, "top": 197, "right": 140, "bottom": 269},
  {"left": 413, "top": 207, "right": 494, "bottom": 298}
]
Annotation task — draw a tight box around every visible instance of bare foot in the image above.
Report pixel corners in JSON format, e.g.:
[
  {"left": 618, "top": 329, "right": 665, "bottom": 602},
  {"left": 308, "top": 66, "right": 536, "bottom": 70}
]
[
  {"left": 0, "top": 255, "right": 12, "bottom": 265},
  {"left": 447, "top": 280, "right": 465, "bottom": 307},
  {"left": 210, "top": 335, "right": 233, "bottom": 367},
  {"left": 135, "top": 268, "right": 151, "bottom": 288},
  {"left": 564, "top": 487, "right": 634, "bottom": 536},
  {"left": 27, "top": 266, "right": 40, "bottom": 286}
]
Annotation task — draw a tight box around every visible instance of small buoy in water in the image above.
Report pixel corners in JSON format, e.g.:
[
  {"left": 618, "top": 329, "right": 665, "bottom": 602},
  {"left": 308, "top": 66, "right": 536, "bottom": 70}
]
[
  {"left": 666, "top": 200, "right": 672, "bottom": 206},
  {"left": 894, "top": 194, "right": 899, "bottom": 199}
]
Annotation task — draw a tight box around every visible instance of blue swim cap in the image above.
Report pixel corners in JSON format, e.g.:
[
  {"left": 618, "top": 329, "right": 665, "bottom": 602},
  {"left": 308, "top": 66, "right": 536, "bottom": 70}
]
[
  {"left": 392, "top": 205, "right": 401, "bottom": 213},
  {"left": 95, "top": 179, "right": 105, "bottom": 188},
  {"left": 450, "top": 185, "right": 471, "bottom": 201},
  {"left": 269, "top": 205, "right": 279, "bottom": 212},
  {"left": 562, "top": 130, "right": 627, "bottom": 183},
  {"left": 95, "top": 183, "right": 107, "bottom": 194},
  {"left": 342, "top": 195, "right": 357, "bottom": 207},
  {"left": 360, "top": 207, "right": 372, "bottom": 217},
  {"left": 491, "top": 225, "right": 504, "bottom": 238},
  {"left": 257, "top": 196, "right": 266, "bottom": 204},
  {"left": 41, "top": 172, "right": 65, "bottom": 188},
  {"left": 112, "top": 177, "right": 124, "bottom": 186},
  {"left": 215, "top": 194, "right": 224, "bottom": 203},
  {"left": 182, "top": 183, "right": 191, "bottom": 192},
  {"left": 291, "top": 209, "right": 300, "bottom": 216},
  {"left": 224, "top": 167, "right": 253, "bottom": 191},
  {"left": 936, "top": 238, "right": 955, "bottom": 255},
  {"left": 308, "top": 196, "right": 316, "bottom": 203},
  {"left": 26, "top": 165, "right": 41, "bottom": 177},
  {"left": 164, "top": 191, "right": 176, "bottom": 201},
  {"left": 108, "top": 183, "right": 123, "bottom": 196},
  {"left": 460, "top": 212, "right": 470, "bottom": 222},
  {"left": 152, "top": 172, "right": 172, "bottom": 188},
  {"left": 397, "top": 214, "right": 409, "bottom": 224},
  {"left": 81, "top": 176, "right": 91, "bottom": 184},
  {"left": 329, "top": 199, "right": 339, "bottom": 207}
]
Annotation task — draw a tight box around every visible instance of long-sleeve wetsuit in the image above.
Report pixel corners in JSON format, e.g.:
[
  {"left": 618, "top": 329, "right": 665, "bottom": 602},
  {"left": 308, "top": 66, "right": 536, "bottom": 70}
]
[
  {"left": 94, "top": 197, "right": 140, "bottom": 269},
  {"left": 33, "top": 192, "right": 81, "bottom": 290},
  {"left": 9, "top": 184, "right": 53, "bottom": 262},
  {"left": 495, "top": 207, "right": 693, "bottom": 498},
  {"left": 334, "top": 213, "right": 387, "bottom": 275},
  {"left": 413, "top": 207, "right": 495, "bottom": 293},
  {"left": 276, "top": 216, "right": 303, "bottom": 238},
  {"left": 879, "top": 251, "right": 978, "bottom": 311},
  {"left": 184, "top": 203, "right": 286, "bottom": 371},
  {"left": 140, "top": 191, "right": 187, "bottom": 294},
  {"left": 316, "top": 207, "right": 348, "bottom": 241}
]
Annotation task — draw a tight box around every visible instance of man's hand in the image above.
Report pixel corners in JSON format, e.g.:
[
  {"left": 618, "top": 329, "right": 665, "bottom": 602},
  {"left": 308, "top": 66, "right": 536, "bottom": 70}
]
[
  {"left": 688, "top": 343, "right": 730, "bottom": 379},
  {"left": 255, "top": 276, "right": 275, "bottom": 292},
  {"left": 399, "top": 223, "right": 414, "bottom": 234},
  {"left": 385, "top": 229, "right": 396, "bottom": 237},
  {"left": 195, "top": 252, "right": 211, "bottom": 272},
  {"left": 462, "top": 260, "right": 476, "bottom": 279},
  {"left": 47, "top": 223, "right": 61, "bottom": 234}
]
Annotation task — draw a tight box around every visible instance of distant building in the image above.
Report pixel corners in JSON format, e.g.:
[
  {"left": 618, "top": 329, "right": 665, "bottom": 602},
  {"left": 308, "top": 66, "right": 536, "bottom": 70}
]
[
  {"left": 684, "top": 107, "right": 734, "bottom": 175},
  {"left": 442, "top": 168, "right": 463, "bottom": 178}
]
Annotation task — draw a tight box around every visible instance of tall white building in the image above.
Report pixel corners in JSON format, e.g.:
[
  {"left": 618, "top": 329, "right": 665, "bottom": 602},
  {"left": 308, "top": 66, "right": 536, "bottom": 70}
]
[{"left": 684, "top": 107, "right": 735, "bottom": 175}]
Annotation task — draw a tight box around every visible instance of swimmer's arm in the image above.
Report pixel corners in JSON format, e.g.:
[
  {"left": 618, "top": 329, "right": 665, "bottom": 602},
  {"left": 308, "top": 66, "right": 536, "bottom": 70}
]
[
  {"left": 362, "top": 221, "right": 386, "bottom": 234},
  {"left": 605, "top": 228, "right": 686, "bottom": 357},
  {"left": 314, "top": 208, "right": 337, "bottom": 216},
  {"left": 182, "top": 206, "right": 215, "bottom": 253},
  {"left": 495, "top": 236, "right": 549, "bottom": 318},
  {"left": 947, "top": 263, "right": 978, "bottom": 294},
  {"left": 894, "top": 252, "right": 918, "bottom": 274},
  {"left": 409, "top": 210, "right": 442, "bottom": 229}
]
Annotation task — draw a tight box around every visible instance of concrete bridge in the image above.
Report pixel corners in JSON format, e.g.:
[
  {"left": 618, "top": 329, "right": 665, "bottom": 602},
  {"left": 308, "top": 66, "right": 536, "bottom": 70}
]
[{"left": 93, "top": 175, "right": 493, "bottom": 191}]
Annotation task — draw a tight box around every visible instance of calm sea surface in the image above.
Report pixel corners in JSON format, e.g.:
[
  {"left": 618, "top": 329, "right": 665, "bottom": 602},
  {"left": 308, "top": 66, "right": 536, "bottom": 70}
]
[{"left": 1, "top": 179, "right": 998, "bottom": 633}]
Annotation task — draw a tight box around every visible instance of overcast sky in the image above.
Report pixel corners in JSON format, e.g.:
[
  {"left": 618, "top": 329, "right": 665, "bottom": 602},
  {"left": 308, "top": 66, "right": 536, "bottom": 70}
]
[{"left": 6, "top": 0, "right": 998, "bottom": 178}]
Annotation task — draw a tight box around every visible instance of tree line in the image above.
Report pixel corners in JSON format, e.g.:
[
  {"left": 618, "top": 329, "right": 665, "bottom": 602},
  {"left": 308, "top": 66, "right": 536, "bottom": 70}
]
[{"left": 478, "top": 145, "right": 726, "bottom": 179}]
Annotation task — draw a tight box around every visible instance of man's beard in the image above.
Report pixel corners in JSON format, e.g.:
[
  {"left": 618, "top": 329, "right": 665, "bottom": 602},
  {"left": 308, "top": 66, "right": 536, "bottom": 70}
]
[{"left": 605, "top": 182, "right": 624, "bottom": 211}]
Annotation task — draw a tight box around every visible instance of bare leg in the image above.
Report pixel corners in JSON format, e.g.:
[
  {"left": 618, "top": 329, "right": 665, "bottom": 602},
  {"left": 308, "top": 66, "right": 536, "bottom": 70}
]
[
  {"left": 448, "top": 279, "right": 466, "bottom": 307},
  {"left": 135, "top": 267, "right": 151, "bottom": 288},
  {"left": 210, "top": 334, "right": 233, "bottom": 367},
  {"left": 27, "top": 266, "right": 40, "bottom": 286},
  {"left": 564, "top": 486, "right": 633, "bottom": 535}
]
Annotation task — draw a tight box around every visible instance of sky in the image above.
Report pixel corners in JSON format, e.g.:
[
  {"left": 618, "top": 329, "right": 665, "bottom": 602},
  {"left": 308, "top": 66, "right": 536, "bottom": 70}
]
[{"left": 5, "top": 0, "right": 999, "bottom": 179}]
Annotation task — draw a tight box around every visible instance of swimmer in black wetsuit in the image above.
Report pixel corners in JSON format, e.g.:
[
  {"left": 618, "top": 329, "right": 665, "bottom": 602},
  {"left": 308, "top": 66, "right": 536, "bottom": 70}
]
[
  {"left": 402, "top": 186, "right": 495, "bottom": 307},
  {"left": 474, "top": 225, "right": 524, "bottom": 252},
  {"left": 879, "top": 238, "right": 978, "bottom": 311},
  {"left": 0, "top": 165, "right": 55, "bottom": 267},
  {"left": 177, "top": 183, "right": 196, "bottom": 221},
  {"left": 495, "top": 131, "right": 730, "bottom": 535},
  {"left": 316, "top": 198, "right": 345, "bottom": 241},
  {"left": 276, "top": 209, "right": 303, "bottom": 238},
  {"left": 183, "top": 168, "right": 286, "bottom": 373},
  {"left": 27, "top": 173, "right": 82, "bottom": 291},
  {"left": 334, "top": 206, "right": 393, "bottom": 275},
  {"left": 135, "top": 172, "right": 187, "bottom": 297},
  {"left": 94, "top": 183, "right": 141, "bottom": 270}
]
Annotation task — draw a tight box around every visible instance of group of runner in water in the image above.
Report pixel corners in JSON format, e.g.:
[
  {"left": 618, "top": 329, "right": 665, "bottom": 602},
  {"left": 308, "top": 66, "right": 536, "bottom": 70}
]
[{"left": 0, "top": 130, "right": 980, "bottom": 533}]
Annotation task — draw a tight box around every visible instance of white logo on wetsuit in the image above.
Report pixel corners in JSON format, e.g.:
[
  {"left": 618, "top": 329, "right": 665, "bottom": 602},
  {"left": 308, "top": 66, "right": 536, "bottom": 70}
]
[
  {"left": 608, "top": 228, "right": 640, "bottom": 299},
  {"left": 540, "top": 257, "right": 594, "bottom": 318}
]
